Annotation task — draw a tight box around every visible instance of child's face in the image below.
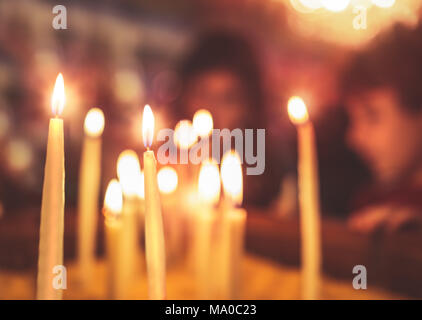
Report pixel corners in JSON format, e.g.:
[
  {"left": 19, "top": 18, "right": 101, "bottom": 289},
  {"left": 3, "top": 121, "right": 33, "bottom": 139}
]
[{"left": 346, "top": 88, "right": 422, "bottom": 185}]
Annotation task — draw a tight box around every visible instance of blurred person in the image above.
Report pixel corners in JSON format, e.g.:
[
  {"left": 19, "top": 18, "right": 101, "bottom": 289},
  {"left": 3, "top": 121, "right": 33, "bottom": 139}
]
[
  {"left": 174, "top": 30, "right": 284, "bottom": 207},
  {"left": 342, "top": 23, "right": 422, "bottom": 233}
]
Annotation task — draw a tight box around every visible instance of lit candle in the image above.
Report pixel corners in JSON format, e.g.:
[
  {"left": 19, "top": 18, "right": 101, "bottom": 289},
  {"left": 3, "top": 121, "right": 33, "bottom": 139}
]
[
  {"left": 287, "top": 96, "right": 322, "bottom": 300},
  {"left": 103, "top": 179, "right": 125, "bottom": 299},
  {"left": 37, "top": 73, "right": 66, "bottom": 300},
  {"left": 117, "top": 150, "right": 143, "bottom": 289},
  {"left": 157, "top": 166, "right": 181, "bottom": 261},
  {"left": 192, "top": 109, "right": 213, "bottom": 138},
  {"left": 174, "top": 120, "right": 198, "bottom": 187},
  {"left": 77, "top": 107, "right": 105, "bottom": 287},
  {"left": 194, "top": 159, "right": 221, "bottom": 298},
  {"left": 142, "top": 104, "right": 166, "bottom": 300},
  {"left": 219, "top": 150, "right": 247, "bottom": 299}
]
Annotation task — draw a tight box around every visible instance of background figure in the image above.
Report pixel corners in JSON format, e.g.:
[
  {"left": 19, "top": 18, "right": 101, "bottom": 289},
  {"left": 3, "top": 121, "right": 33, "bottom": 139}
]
[
  {"left": 342, "top": 23, "right": 422, "bottom": 233},
  {"left": 174, "top": 30, "right": 283, "bottom": 208}
]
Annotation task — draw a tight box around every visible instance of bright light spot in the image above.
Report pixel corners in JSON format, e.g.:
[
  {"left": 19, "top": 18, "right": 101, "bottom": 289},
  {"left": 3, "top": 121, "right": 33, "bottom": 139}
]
[
  {"left": 321, "top": 0, "right": 350, "bottom": 12},
  {"left": 157, "top": 166, "right": 178, "bottom": 194},
  {"left": 84, "top": 108, "right": 105, "bottom": 137},
  {"left": 142, "top": 104, "right": 154, "bottom": 148},
  {"left": 193, "top": 109, "right": 213, "bottom": 138},
  {"left": 221, "top": 150, "right": 243, "bottom": 206},
  {"left": 174, "top": 120, "right": 197, "bottom": 149},
  {"left": 104, "top": 179, "right": 123, "bottom": 217},
  {"left": 51, "top": 73, "right": 65, "bottom": 116},
  {"left": 372, "top": 0, "right": 395, "bottom": 8},
  {"left": 117, "top": 150, "right": 142, "bottom": 197},
  {"left": 287, "top": 96, "right": 309, "bottom": 125},
  {"left": 7, "top": 139, "right": 33, "bottom": 172},
  {"left": 198, "top": 159, "right": 221, "bottom": 206}
]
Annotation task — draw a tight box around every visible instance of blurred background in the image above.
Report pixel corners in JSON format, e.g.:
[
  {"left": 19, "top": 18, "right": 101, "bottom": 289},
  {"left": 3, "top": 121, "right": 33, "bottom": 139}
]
[{"left": 1, "top": 0, "right": 422, "bottom": 299}]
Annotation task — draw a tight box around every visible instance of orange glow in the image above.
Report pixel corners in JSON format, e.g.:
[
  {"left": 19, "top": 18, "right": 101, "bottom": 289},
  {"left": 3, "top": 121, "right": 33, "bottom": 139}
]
[
  {"left": 174, "top": 120, "right": 197, "bottom": 149},
  {"left": 51, "top": 73, "right": 65, "bottom": 116},
  {"left": 104, "top": 179, "right": 123, "bottom": 217},
  {"left": 84, "top": 108, "right": 105, "bottom": 137},
  {"left": 117, "top": 150, "right": 142, "bottom": 197},
  {"left": 198, "top": 159, "right": 221, "bottom": 206},
  {"left": 288, "top": 96, "right": 309, "bottom": 125},
  {"left": 142, "top": 104, "right": 154, "bottom": 148},
  {"left": 221, "top": 150, "right": 243, "bottom": 206},
  {"left": 157, "top": 166, "right": 178, "bottom": 194},
  {"left": 193, "top": 109, "right": 213, "bottom": 138}
]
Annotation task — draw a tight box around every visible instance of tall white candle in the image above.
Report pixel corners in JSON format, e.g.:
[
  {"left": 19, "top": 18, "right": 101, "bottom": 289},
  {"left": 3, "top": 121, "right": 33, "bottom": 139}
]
[
  {"left": 288, "top": 96, "right": 322, "bottom": 300},
  {"left": 103, "top": 179, "right": 125, "bottom": 299},
  {"left": 194, "top": 159, "right": 221, "bottom": 299},
  {"left": 77, "top": 108, "right": 105, "bottom": 287},
  {"left": 142, "top": 104, "right": 166, "bottom": 300},
  {"left": 117, "top": 150, "right": 143, "bottom": 289},
  {"left": 37, "top": 73, "right": 66, "bottom": 300},
  {"left": 219, "top": 150, "right": 247, "bottom": 300}
]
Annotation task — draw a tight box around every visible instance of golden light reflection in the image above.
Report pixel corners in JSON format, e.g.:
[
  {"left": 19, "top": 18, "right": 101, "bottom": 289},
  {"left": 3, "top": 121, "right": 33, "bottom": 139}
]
[
  {"left": 84, "top": 108, "right": 105, "bottom": 137},
  {"left": 7, "top": 139, "right": 33, "bottom": 172},
  {"left": 157, "top": 166, "right": 178, "bottom": 194},
  {"left": 198, "top": 159, "right": 221, "bottom": 206},
  {"left": 174, "top": 120, "right": 197, "bottom": 149},
  {"left": 104, "top": 179, "right": 123, "bottom": 217},
  {"left": 193, "top": 109, "right": 213, "bottom": 138},
  {"left": 288, "top": 96, "right": 309, "bottom": 125},
  {"left": 135, "top": 172, "right": 145, "bottom": 199},
  {"left": 117, "top": 150, "right": 142, "bottom": 197},
  {"left": 142, "top": 104, "right": 154, "bottom": 148},
  {"left": 51, "top": 73, "right": 65, "bottom": 116},
  {"left": 221, "top": 150, "right": 243, "bottom": 206}
]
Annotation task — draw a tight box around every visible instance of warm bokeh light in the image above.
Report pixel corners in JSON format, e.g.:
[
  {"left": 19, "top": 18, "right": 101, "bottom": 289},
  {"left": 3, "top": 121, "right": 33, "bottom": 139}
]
[
  {"left": 84, "top": 108, "right": 105, "bottom": 137},
  {"left": 7, "top": 139, "right": 33, "bottom": 172},
  {"left": 321, "top": 0, "right": 350, "bottom": 12},
  {"left": 192, "top": 109, "right": 213, "bottom": 138},
  {"left": 372, "top": 0, "right": 395, "bottom": 8},
  {"left": 104, "top": 179, "right": 123, "bottom": 216},
  {"left": 221, "top": 150, "right": 243, "bottom": 206},
  {"left": 142, "top": 104, "right": 154, "bottom": 148},
  {"left": 288, "top": 96, "right": 309, "bottom": 125},
  {"left": 157, "top": 166, "right": 178, "bottom": 194},
  {"left": 198, "top": 159, "right": 221, "bottom": 206},
  {"left": 117, "top": 150, "right": 142, "bottom": 197},
  {"left": 174, "top": 120, "right": 197, "bottom": 149},
  {"left": 135, "top": 172, "right": 145, "bottom": 199},
  {"left": 51, "top": 73, "right": 65, "bottom": 116}
]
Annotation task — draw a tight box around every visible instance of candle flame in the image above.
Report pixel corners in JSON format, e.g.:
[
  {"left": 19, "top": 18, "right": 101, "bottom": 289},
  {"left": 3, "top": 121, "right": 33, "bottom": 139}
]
[
  {"left": 287, "top": 96, "right": 309, "bottom": 125},
  {"left": 84, "top": 108, "right": 105, "bottom": 137},
  {"left": 193, "top": 109, "right": 213, "bottom": 138},
  {"left": 117, "top": 150, "right": 142, "bottom": 197},
  {"left": 157, "top": 166, "right": 178, "bottom": 194},
  {"left": 198, "top": 159, "right": 221, "bottom": 206},
  {"left": 51, "top": 73, "right": 65, "bottom": 116},
  {"left": 142, "top": 104, "right": 154, "bottom": 148},
  {"left": 104, "top": 179, "right": 123, "bottom": 216},
  {"left": 221, "top": 150, "right": 243, "bottom": 206},
  {"left": 174, "top": 120, "right": 197, "bottom": 149}
]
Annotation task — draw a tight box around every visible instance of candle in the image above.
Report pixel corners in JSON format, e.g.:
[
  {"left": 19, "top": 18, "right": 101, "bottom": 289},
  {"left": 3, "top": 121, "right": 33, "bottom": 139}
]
[
  {"left": 142, "top": 104, "right": 166, "bottom": 300},
  {"left": 117, "top": 150, "right": 143, "bottom": 289},
  {"left": 77, "top": 107, "right": 105, "bottom": 287},
  {"left": 37, "top": 73, "right": 66, "bottom": 300},
  {"left": 219, "top": 150, "right": 247, "bottom": 300},
  {"left": 157, "top": 166, "right": 181, "bottom": 261},
  {"left": 194, "top": 159, "right": 221, "bottom": 298},
  {"left": 287, "top": 96, "right": 322, "bottom": 300},
  {"left": 103, "top": 179, "right": 125, "bottom": 299}
]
